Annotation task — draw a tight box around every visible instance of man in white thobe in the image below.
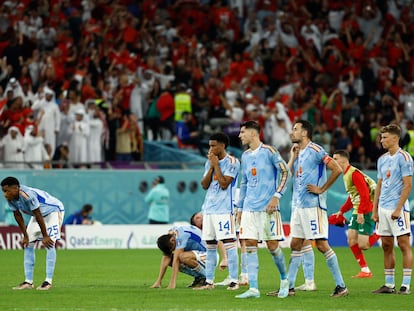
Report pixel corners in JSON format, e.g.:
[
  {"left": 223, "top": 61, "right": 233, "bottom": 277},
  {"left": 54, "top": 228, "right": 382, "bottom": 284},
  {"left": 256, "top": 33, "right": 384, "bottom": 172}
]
[
  {"left": 0, "top": 126, "right": 25, "bottom": 169},
  {"left": 31, "top": 87, "right": 61, "bottom": 156},
  {"left": 68, "top": 109, "right": 90, "bottom": 164},
  {"left": 23, "top": 125, "right": 50, "bottom": 169}
]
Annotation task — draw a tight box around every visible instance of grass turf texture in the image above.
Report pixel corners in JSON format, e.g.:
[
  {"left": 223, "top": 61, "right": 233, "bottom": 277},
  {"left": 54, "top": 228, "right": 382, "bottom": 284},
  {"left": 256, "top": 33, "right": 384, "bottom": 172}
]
[{"left": 0, "top": 247, "right": 411, "bottom": 311}]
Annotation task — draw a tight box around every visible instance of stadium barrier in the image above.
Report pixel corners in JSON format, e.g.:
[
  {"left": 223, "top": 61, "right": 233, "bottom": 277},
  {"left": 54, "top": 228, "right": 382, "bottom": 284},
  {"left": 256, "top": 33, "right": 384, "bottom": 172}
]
[
  {"left": 1, "top": 223, "right": 413, "bottom": 250},
  {"left": 0, "top": 169, "right": 413, "bottom": 249}
]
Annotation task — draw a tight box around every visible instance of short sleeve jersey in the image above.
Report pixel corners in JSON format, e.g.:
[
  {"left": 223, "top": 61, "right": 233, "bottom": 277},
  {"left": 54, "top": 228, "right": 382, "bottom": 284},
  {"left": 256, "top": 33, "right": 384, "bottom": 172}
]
[
  {"left": 202, "top": 154, "right": 240, "bottom": 215},
  {"left": 292, "top": 142, "right": 330, "bottom": 210},
  {"left": 171, "top": 225, "right": 206, "bottom": 252},
  {"left": 6, "top": 185, "right": 65, "bottom": 216},
  {"left": 238, "top": 144, "right": 289, "bottom": 212},
  {"left": 377, "top": 148, "right": 413, "bottom": 211}
]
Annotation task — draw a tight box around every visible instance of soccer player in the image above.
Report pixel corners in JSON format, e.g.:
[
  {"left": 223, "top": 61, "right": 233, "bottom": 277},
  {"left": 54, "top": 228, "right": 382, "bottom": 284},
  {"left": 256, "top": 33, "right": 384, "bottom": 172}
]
[
  {"left": 283, "top": 120, "right": 348, "bottom": 298},
  {"left": 1, "top": 176, "right": 65, "bottom": 291},
  {"left": 372, "top": 124, "right": 413, "bottom": 295},
  {"left": 194, "top": 133, "right": 240, "bottom": 291},
  {"left": 150, "top": 223, "right": 207, "bottom": 289},
  {"left": 235, "top": 120, "right": 290, "bottom": 299},
  {"left": 332, "top": 150, "right": 381, "bottom": 278}
]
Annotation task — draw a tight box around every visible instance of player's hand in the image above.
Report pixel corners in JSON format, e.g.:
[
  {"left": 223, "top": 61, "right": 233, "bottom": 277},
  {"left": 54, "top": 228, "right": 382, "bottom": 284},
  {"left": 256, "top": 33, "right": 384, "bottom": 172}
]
[
  {"left": 19, "top": 236, "right": 29, "bottom": 248},
  {"left": 371, "top": 212, "right": 379, "bottom": 222},
  {"left": 150, "top": 282, "right": 161, "bottom": 288},
  {"left": 207, "top": 152, "right": 219, "bottom": 166},
  {"left": 42, "top": 236, "right": 55, "bottom": 249},
  {"left": 266, "top": 197, "right": 279, "bottom": 214},
  {"left": 306, "top": 184, "right": 323, "bottom": 194},
  {"left": 390, "top": 210, "right": 400, "bottom": 221},
  {"left": 357, "top": 213, "right": 364, "bottom": 224},
  {"left": 219, "top": 258, "right": 228, "bottom": 271},
  {"left": 290, "top": 143, "right": 299, "bottom": 159}
]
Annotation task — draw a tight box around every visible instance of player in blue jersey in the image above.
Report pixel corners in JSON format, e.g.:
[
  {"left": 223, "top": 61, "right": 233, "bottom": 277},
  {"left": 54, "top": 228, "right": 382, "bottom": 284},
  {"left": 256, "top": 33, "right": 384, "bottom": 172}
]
[
  {"left": 235, "top": 120, "right": 290, "bottom": 299},
  {"left": 372, "top": 124, "right": 413, "bottom": 295},
  {"left": 283, "top": 120, "right": 348, "bottom": 298},
  {"left": 194, "top": 133, "right": 240, "bottom": 291},
  {"left": 1, "top": 176, "right": 65, "bottom": 291},
  {"left": 151, "top": 223, "right": 207, "bottom": 289}
]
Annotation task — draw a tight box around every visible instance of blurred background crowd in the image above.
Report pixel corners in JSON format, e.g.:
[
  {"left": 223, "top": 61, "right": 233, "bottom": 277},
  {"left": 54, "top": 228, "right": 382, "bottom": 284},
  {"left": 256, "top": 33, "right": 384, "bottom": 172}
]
[{"left": 1, "top": 0, "right": 414, "bottom": 169}]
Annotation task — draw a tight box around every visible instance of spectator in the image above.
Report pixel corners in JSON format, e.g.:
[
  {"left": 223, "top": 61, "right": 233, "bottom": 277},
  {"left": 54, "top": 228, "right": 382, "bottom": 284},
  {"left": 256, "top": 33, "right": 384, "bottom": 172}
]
[
  {"left": 174, "top": 83, "right": 192, "bottom": 122},
  {"left": 64, "top": 204, "right": 94, "bottom": 225},
  {"left": 313, "top": 123, "right": 333, "bottom": 154},
  {"left": 87, "top": 107, "right": 104, "bottom": 164},
  {"left": 0, "top": 126, "right": 24, "bottom": 169},
  {"left": 175, "top": 111, "right": 205, "bottom": 155},
  {"left": 145, "top": 176, "right": 170, "bottom": 225},
  {"left": 115, "top": 114, "right": 134, "bottom": 162},
  {"left": 31, "top": 87, "right": 60, "bottom": 156},
  {"left": 36, "top": 25, "right": 57, "bottom": 52},
  {"left": 68, "top": 109, "right": 90, "bottom": 166},
  {"left": 23, "top": 125, "right": 50, "bottom": 170},
  {"left": 52, "top": 144, "right": 69, "bottom": 169},
  {"left": 0, "top": 0, "right": 413, "bottom": 169}
]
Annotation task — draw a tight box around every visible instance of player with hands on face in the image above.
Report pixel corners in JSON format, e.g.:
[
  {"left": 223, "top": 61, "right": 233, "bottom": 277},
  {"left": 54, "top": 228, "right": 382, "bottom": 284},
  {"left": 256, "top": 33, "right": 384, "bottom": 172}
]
[{"left": 195, "top": 133, "right": 240, "bottom": 291}]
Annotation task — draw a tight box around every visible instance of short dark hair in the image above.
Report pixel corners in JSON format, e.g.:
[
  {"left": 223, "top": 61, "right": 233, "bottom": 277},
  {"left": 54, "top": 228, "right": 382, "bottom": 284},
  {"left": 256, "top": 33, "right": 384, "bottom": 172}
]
[
  {"left": 209, "top": 132, "right": 230, "bottom": 148},
  {"left": 333, "top": 150, "right": 350, "bottom": 159},
  {"left": 240, "top": 120, "right": 260, "bottom": 133},
  {"left": 190, "top": 212, "right": 200, "bottom": 226},
  {"left": 295, "top": 119, "right": 313, "bottom": 139},
  {"left": 81, "top": 204, "right": 93, "bottom": 213},
  {"left": 181, "top": 111, "right": 191, "bottom": 118},
  {"left": 157, "top": 233, "right": 173, "bottom": 255},
  {"left": 155, "top": 176, "right": 165, "bottom": 184},
  {"left": 1, "top": 176, "right": 19, "bottom": 187},
  {"left": 380, "top": 124, "right": 401, "bottom": 137}
]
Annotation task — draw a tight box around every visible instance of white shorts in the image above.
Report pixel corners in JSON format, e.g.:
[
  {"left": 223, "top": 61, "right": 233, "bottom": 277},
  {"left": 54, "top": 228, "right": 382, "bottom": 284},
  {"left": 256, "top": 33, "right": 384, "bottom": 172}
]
[
  {"left": 290, "top": 207, "right": 328, "bottom": 240},
  {"left": 193, "top": 250, "right": 207, "bottom": 269},
  {"left": 27, "top": 211, "right": 64, "bottom": 243},
  {"left": 239, "top": 211, "right": 284, "bottom": 241},
  {"left": 202, "top": 214, "right": 236, "bottom": 241},
  {"left": 377, "top": 208, "right": 411, "bottom": 237}
]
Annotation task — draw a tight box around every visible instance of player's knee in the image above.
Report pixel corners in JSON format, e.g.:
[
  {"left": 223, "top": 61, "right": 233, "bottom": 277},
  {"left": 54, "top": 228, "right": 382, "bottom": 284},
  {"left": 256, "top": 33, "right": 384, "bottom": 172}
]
[
  {"left": 347, "top": 237, "right": 357, "bottom": 246},
  {"left": 315, "top": 240, "right": 329, "bottom": 253},
  {"left": 358, "top": 242, "right": 369, "bottom": 250},
  {"left": 397, "top": 234, "right": 411, "bottom": 251},
  {"left": 381, "top": 239, "right": 394, "bottom": 252}
]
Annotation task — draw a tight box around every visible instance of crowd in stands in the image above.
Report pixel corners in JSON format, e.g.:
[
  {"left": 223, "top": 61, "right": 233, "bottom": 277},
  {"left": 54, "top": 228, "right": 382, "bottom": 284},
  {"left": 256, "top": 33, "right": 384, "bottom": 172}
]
[{"left": 0, "top": 0, "right": 414, "bottom": 169}]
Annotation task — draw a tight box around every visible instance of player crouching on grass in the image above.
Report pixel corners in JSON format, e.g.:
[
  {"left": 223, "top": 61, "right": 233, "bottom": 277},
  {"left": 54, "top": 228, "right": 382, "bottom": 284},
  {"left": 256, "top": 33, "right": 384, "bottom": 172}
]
[{"left": 150, "top": 224, "right": 207, "bottom": 289}]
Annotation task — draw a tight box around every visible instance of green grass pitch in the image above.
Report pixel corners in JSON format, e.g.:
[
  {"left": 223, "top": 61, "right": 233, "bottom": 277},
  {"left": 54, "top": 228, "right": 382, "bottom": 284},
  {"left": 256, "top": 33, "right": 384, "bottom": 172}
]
[{"left": 0, "top": 246, "right": 412, "bottom": 310}]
